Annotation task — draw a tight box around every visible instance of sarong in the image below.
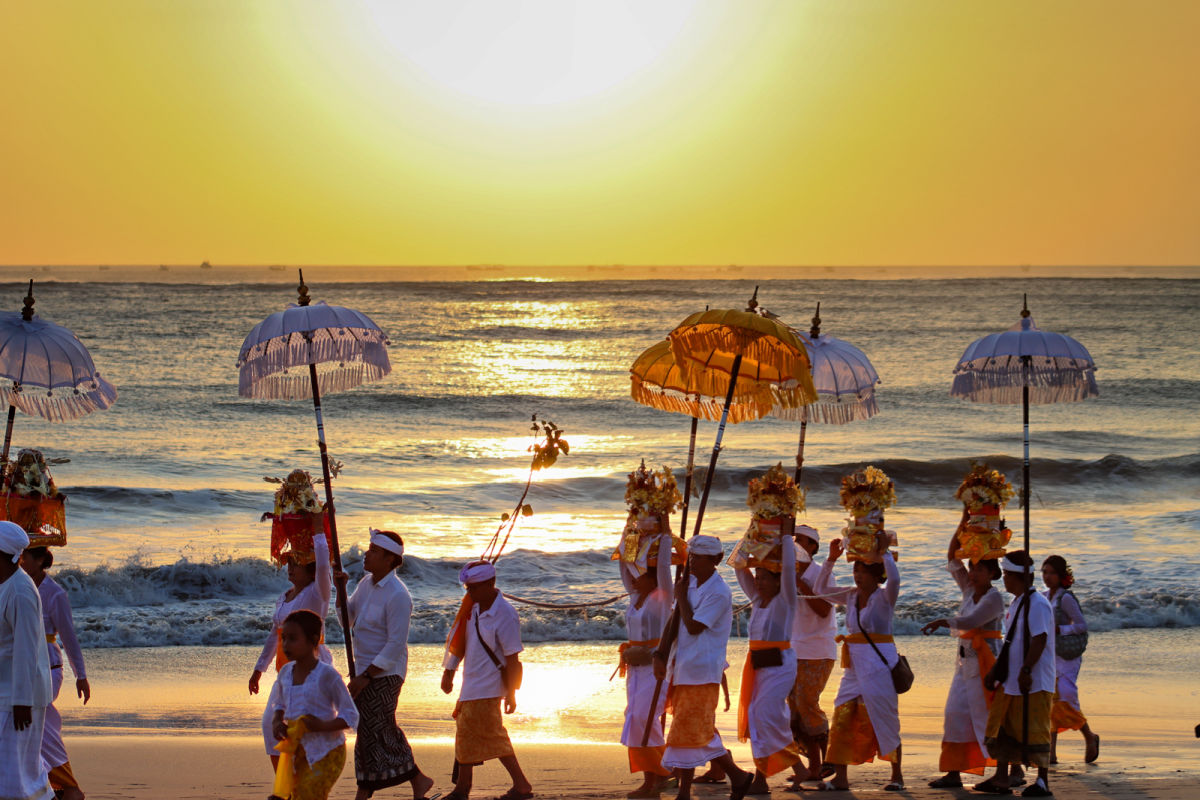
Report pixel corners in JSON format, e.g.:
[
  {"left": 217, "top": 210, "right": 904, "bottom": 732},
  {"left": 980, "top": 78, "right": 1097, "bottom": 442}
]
[
  {"left": 453, "top": 697, "right": 515, "bottom": 765},
  {"left": 788, "top": 658, "right": 835, "bottom": 738},
  {"left": 42, "top": 667, "right": 70, "bottom": 772},
  {"left": 0, "top": 708, "right": 54, "bottom": 800},
  {"left": 1050, "top": 655, "right": 1087, "bottom": 732},
  {"left": 291, "top": 742, "right": 346, "bottom": 800},
  {"left": 739, "top": 643, "right": 801, "bottom": 776},
  {"left": 620, "top": 661, "right": 669, "bottom": 775},
  {"left": 984, "top": 691, "right": 1054, "bottom": 768},
  {"left": 354, "top": 675, "right": 418, "bottom": 791},
  {"left": 662, "top": 683, "right": 726, "bottom": 770},
  {"left": 826, "top": 654, "right": 900, "bottom": 766},
  {"left": 939, "top": 630, "right": 1000, "bottom": 774}
]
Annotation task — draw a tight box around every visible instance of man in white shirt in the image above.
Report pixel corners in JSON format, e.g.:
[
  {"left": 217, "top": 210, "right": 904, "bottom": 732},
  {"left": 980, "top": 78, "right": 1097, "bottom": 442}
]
[
  {"left": 343, "top": 530, "right": 434, "bottom": 800},
  {"left": 787, "top": 525, "right": 837, "bottom": 784},
  {"left": 653, "top": 535, "right": 753, "bottom": 800},
  {"left": 441, "top": 561, "right": 532, "bottom": 800},
  {"left": 978, "top": 550, "right": 1056, "bottom": 798},
  {"left": 0, "top": 521, "right": 54, "bottom": 800}
]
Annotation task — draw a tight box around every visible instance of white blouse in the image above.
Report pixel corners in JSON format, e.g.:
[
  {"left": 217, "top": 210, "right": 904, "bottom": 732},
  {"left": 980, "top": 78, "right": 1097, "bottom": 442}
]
[
  {"left": 619, "top": 533, "right": 673, "bottom": 642},
  {"left": 255, "top": 534, "right": 333, "bottom": 674},
  {"left": 39, "top": 576, "right": 86, "bottom": 678},
  {"left": 947, "top": 561, "right": 1004, "bottom": 652},
  {"left": 817, "top": 551, "right": 900, "bottom": 637},
  {"left": 735, "top": 534, "right": 798, "bottom": 643},
  {"left": 267, "top": 660, "right": 358, "bottom": 764}
]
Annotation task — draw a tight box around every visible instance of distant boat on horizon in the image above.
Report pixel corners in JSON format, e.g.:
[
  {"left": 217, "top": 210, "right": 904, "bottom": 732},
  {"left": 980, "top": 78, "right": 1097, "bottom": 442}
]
[
  {"left": 268, "top": 264, "right": 286, "bottom": 272},
  {"left": 200, "top": 261, "right": 212, "bottom": 269},
  {"left": 98, "top": 265, "right": 111, "bottom": 271},
  {"left": 466, "top": 265, "right": 504, "bottom": 272},
  {"left": 159, "top": 265, "right": 169, "bottom": 271}
]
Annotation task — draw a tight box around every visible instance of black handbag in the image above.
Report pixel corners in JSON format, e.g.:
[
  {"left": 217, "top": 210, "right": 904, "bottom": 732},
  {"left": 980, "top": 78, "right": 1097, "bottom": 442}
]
[
  {"left": 861, "top": 629, "right": 914, "bottom": 694},
  {"left": 750, "top": 647, "right": 785, "bottom": 670}
]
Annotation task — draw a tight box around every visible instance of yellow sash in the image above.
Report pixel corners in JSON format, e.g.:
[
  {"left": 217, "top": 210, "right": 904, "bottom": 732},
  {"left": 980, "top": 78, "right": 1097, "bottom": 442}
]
[
  {"left": 835, "top": 632, "right": 895, "bottom": 668},
  {"left": 617, "top": 638, "right": 660, "bottom": 679},
  {"left": 271, "top": 716, "right": 311, "bottom": 798},
  {"left": 958, "top": 628, "right": 1002, "bottom": 702},
  {"left": 737, "top": 640, "right": 791, "bottom": 742}
]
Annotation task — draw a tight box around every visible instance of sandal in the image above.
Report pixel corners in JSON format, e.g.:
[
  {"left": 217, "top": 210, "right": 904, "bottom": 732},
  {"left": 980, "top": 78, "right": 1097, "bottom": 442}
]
[
  {"left": 1085, "top": 734, "right": 1100, "bottom": 764},
  {"left": 1021, "top": 779, "right": 1053, "bottom": 797},
  {"left": 884, "top": 781, "right": 906, "bottom": 791},
  {"left": 972, "top": 778, "right": 1012, "bottom": 795},
  {"left": 814, "top": 780, "right": 849, "bottom": 792},
  {"left": 929, "top": 776, "right": 963, "bottom": 788},
  {"left": 694, "top": 772, "right": 727, "bottom": 785},
  {"left": 730, "top": 773, "right": 755, "bottom": 800}
]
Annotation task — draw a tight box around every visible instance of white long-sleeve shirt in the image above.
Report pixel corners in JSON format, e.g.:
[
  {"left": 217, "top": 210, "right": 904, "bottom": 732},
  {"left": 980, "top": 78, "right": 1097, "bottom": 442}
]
[
  {"left": 735, "top": 534, "right": 798, "bottom": 642},
  {"left": 1043, "top": 588, "right": 1087, "bottom": 636},
  {"left": 0, "top": 569, "right": 52, "bottom": 708},
  {"left": 947, "top": 561, "right": 1004, "bottom": 637},
  {"left": 620, "top": 534, "right": 673, "bottom": 642},
  {"left": 39, "top": 575, "right": 86, "bottom": 679},
  {"left": 268, "top": 660, "right": 359, "bottom": 764},
  {"left": 255, "top": 533, "right": 333, "bottom": 674},
  {"left": 347, "top": 570, "right": 413, "bottom": 679},
  {"left": 816, "top": 552, "right": 900, "bottom": 636}
]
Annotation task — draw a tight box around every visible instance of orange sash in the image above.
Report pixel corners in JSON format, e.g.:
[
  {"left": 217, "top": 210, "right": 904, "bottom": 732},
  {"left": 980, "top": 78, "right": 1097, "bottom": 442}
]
[
  {"left": 275, "top": 628, "right": 326, "bottom": 671},
  {"left": 444, "top": 593, "right": 477, "bottom": 664},
  {"left": 737, "top": 640, "right": 791, "bottom": 742},
  {"left": 835, "top": 632, "right": 894, "bottom": 668},
  {"left": 958, "top": 628, "right": 1002, "bottom": 701},
  {"left": 617, "top": 638, "right": 660, "bottom": 679}
]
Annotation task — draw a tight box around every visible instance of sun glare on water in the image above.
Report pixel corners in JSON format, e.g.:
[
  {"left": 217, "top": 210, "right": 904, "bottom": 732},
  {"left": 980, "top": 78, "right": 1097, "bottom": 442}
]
[{"left": 364, "top": 0, "right": 699, "bottom": 106}]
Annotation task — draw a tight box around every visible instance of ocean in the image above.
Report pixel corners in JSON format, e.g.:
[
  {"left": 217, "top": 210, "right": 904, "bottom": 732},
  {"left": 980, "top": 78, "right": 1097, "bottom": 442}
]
[{"left": 7, "top": 276, "right": 1199, "bottom": 650}]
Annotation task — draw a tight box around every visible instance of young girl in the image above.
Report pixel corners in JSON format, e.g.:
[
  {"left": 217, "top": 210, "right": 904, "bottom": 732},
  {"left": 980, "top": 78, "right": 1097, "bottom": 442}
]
[
  {"left": 250, "top": 533, "right": 333, "bottom": 770},
  {"left": 1041, "top": 555, "right": 1100, "bottom": 763},
  {"left": 19, "top": 546, "right": 88, "bottom": 800},
  {"left": 816, "top": 531, "right": 904, "bottom": 792},
  {"left": 268, "top": 610, "right": 358, "bottom": 800}
]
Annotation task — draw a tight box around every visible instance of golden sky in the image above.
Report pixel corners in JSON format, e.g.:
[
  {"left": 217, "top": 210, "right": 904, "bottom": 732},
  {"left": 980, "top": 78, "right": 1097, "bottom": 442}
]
[{"left": 2, "top": 0, "right": 1198, "bottom": 268}]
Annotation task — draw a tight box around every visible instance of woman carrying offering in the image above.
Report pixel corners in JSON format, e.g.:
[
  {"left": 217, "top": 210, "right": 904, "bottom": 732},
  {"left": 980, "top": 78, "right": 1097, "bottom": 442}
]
[
  {"left": 733, "top": 521, "right": 802, "bottom": 793},
  {"left": 816, "top": 531, "right": 904, "bottom": 791},
  {"left": 268, "top": 610, "right": 358, "bottom": 800},
  {"left": 618, "top": 533, "right": 674, "bottom": 798},
  {"left": 921, "top": 531, "right": 1005, "bottom": 788},
  {"left": 250, "top": 532, "right": 333, "bottom": 771},
  {"left": 19, "top": 546, "right": 89, "bottom": 800},
  {"left": 1041, "top": 555, "right": 1099, "bottom": 764}
]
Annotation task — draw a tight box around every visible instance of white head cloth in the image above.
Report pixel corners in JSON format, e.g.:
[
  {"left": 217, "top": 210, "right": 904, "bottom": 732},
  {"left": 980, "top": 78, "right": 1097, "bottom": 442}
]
[
  {"left": 689, "top": 534, "right": 722, "bottom": 556},
  {"left": 1001, "top": 554, "right": 1030, "bottom": 573},
  {"left": 795, "top": 524, "right": 819, "bottom": 544},
  {"left": 369, "top": 529, "right": 404, "bottom": 557},
  {"left": 459, "top": 560, "right": 497, "bottom": 585},
  {"left": 0, "top": 521, "right": 30, "bottom": 563}
]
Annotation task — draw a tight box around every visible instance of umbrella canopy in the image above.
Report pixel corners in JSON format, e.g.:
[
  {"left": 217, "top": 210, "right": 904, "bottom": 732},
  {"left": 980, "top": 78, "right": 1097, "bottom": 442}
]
[
  {"left": 951, "top": 310, "right": 1097, "bottom": 405},
  {"left": 238, "top": 300, "right": 390, "bottom": 400},
  {"left": 772, "top": 305, "right": 879, "bottom": 425},
  {"left": 630, "top": 340, "right": 773, "bottom": 424}
]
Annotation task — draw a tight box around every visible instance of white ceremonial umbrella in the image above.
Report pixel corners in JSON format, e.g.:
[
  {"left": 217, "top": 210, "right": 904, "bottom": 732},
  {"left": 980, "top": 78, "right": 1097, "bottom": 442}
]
[
  {"left": 238, "top": 272, "right": 391, "bottom": 676},
  {"left": 0, "top": 281, "right": 117, "bottom": 466},
  {"left": 772, "top": 303, "right": 880, "bottom": 483},
  {"left": 951, "top": 295, "right": 1097, "bottom": 761}
]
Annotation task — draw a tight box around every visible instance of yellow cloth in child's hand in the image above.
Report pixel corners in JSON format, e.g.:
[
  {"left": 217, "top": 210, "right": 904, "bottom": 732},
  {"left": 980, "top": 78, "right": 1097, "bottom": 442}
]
[{"left": 272, "top": 716, "right": 312, "bottom": 798}]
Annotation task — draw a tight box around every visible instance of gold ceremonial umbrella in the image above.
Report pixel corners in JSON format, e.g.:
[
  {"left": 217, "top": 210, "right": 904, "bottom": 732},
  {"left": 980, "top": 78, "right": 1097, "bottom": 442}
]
[{"left": 629, "top": 340, "right": 775, "bottom": 424}]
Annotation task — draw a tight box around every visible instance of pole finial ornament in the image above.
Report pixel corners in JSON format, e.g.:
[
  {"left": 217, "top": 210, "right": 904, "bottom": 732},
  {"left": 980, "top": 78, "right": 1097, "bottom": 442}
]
[
  {"left": 809, "top": 301, "right": 822, "bottom": 339},
  {"left": 21, "top": 280, "right": 35, "bottom": 322},
  {"left": 1021, "top": 293, "right": 1030, "bottom": 318},
  {"left": 297, "top": 270, "right": 311, "bottom": 307},
  {"left": 746, "top": 285, "right": 759, "bottom": 313}
]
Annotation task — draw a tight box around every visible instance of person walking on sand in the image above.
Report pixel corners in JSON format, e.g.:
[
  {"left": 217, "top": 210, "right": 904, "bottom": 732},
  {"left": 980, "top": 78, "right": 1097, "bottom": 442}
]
[
  {"left": 441, "top": 560, "right": 532, "bottom": 800},
  {"left": 976, "top": 550, "right": 1056, "bottom": 798},
  {"left": 339, "top": 530, "right": 435, "bottom": 800},
  {"left": 1041, "top": 555, "right": 1099, "bottom": 765},
  {"left": 816, "top": 531, "right": 905, "bottom": 792},
  {"left": 733, "top": 522, "right": 803, "bottom": 793},
  {"left": 20, "top": 547, "right": 90, "bottom": 800},
  {"left": 653, "top": 534, "right": 754, "bottom": 800},
  {"left": 617, "top": 533, "right": 674, "bottom": 798},
  {"left": 0, "top": 521, "right": 54, "bottom": 800},
  {"left": 249, "top": 530, "right": 334, "bottom": 773},
  {"left": 268, "top": 610, "right": 359, "bottom": 800},
  {"left": 921, "top": 532, "right": 1005, "bottom": 788},
  {"left": 785, "top": 525, "right": 837, "bottom": 788}
]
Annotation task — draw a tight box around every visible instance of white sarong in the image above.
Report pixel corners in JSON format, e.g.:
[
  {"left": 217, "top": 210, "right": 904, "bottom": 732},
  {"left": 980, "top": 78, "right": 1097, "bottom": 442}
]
[
  {"left": 834, "top": 641, "right": 901, "bottom": 757},
  {"left": 620, "top": 662, "right": 667, "bottom": 748},
  {"left": 0, "top": 708, "right": 54, "bottom": 800}
]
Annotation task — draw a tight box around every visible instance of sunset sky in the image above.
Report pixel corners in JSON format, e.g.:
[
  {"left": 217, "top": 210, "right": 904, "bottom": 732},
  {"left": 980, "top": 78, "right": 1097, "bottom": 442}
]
[{"left": 2, "top": 0, "right": 1198, "bottom": 268}]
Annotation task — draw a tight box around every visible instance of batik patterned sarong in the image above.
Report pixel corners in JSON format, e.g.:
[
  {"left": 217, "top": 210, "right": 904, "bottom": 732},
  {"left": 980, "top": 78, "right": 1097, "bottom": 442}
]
[
  {"left": 353, "top": 675, "right": 417, "bottom": 791},
  {"left": 453, "top": 697, "right": 515, "bottom": 765}
]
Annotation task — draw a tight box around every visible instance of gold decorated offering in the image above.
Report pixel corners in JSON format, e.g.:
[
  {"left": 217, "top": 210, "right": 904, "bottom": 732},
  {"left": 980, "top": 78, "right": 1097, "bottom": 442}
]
[
  {"left": 612, "top": 461, "right": 686, "bottom": 571},
  {"left": 953, "top": 462, "right": 1015, "bottom": 563},
  {"left": 265, "top": 469, "right": 330, "bottom": 566},
  {"left": 0, "top": 448, "right": 66, "bottom": 546},
  {"left": 839, "top": 466, "right": 897, "bottom": 563},
  {"left": 727, "top": 463, "right": 810, "bottom": 571}
]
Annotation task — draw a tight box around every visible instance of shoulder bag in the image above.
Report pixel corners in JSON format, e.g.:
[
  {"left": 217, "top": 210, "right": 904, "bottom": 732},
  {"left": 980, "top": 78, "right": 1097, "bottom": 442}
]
[
  {"left": 860, "top": 628, "right": 915, "bottom": 694},
  {"left": 992, "top": 590, "right": 1031, "bottom": 685},
  {"left": 1054, "top": 589, "right": 1089, "bottom": 660}
]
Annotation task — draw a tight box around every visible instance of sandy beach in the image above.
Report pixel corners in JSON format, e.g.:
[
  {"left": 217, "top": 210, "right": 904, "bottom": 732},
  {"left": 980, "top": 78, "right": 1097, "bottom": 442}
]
[{"left": 56, "top": 629, "right": 1200, "bottom": 799}]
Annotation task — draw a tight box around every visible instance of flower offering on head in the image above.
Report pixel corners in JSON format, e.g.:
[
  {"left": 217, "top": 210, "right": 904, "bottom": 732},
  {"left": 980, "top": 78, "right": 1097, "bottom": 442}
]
[
  {"left": 9, "top": 449, "right": 58, "bottom": 498},
  {"left": 953, "top": 461, "right": 1014, "bottom": 563},
  {"left": 265, "top": 468, "right": 328, "bottom": 567},
  {"left": 624, "top": 461, "right": 683, "bottom": 519},
  {"left": 2, "top": 449, "right": 67, "bottom": 547},
  {"left": 614, "top": 460, "right": 686, "bottom": 571},
  {"left": 746, "top": 462, "right": 805, "bottom": 520},
  {"left": 270, "top": 469, "right": 324, "bottom": 516},
  {"left": 839, "top": 466, "right": 897, "bottom": 563}
]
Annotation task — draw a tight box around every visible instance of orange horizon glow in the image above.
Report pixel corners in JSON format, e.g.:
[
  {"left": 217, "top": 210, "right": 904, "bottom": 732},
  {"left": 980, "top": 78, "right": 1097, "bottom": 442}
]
[{"left": 2, "top": 1, "right": 1198, "bottom": 268}]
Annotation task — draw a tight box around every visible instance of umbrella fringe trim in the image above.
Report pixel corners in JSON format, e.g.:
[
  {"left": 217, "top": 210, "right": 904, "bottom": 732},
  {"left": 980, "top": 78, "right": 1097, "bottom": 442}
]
[
  {"left": 630, "top": 380, "right": 770, "bottom": 423},
  {"left": 239, "top": 336, "right": 391, "bottom": 399},
  {"left": 950, "top": 369, "right": 1098, "bottom": 405},
  {"left": 240, "top": 362, "right": 389, "bottom": 400},
  {"left": 0, "top": 381, "right": 117, "bottom": 423},
  {"left": 770, "top": 394, "right": 879, "bottom": 424}
]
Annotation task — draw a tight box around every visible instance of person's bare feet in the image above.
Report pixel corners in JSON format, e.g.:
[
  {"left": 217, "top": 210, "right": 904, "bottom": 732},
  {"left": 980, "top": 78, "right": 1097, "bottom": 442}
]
[
  {"left": 746, "top": 775, "right": 770, "bottom": 794},
  {"left": 1085, "top": 732, "right": 1100, "bottom": 763},
  {"left": 412, "top": 771, "right": 435, "bottom": 799}
]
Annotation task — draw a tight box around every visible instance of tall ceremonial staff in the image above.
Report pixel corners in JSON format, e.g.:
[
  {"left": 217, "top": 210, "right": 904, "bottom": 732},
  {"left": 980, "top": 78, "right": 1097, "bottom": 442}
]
[
  {"left": 951, "top": 296, "right": 1097, "bottom": 759},
  {"left": 238, "top": 272, "right": 392, "bottom": 677},
  {"left": 639, "top": 290, "right": 815, "bottom": 746}
]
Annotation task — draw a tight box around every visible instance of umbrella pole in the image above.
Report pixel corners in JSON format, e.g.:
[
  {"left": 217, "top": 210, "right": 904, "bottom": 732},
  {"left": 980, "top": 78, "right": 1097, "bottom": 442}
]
[
  {"left": 308, "top": 363, "right": 357, "bottom": 678},
  {"left": 793, "top": 420, "right": 808, "bottom": 485},
  {"left": 642, "top": 355, "right": 744, "bottom": 747},
  {"left": 1021, "top": 354, "right": 1031, "bottom": 762},
  {"left": 678, "top": 415, "right": 698, "bottom": 542},
  {"left": 1, "top": 405, "right": 15, "bottom": 473}
]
